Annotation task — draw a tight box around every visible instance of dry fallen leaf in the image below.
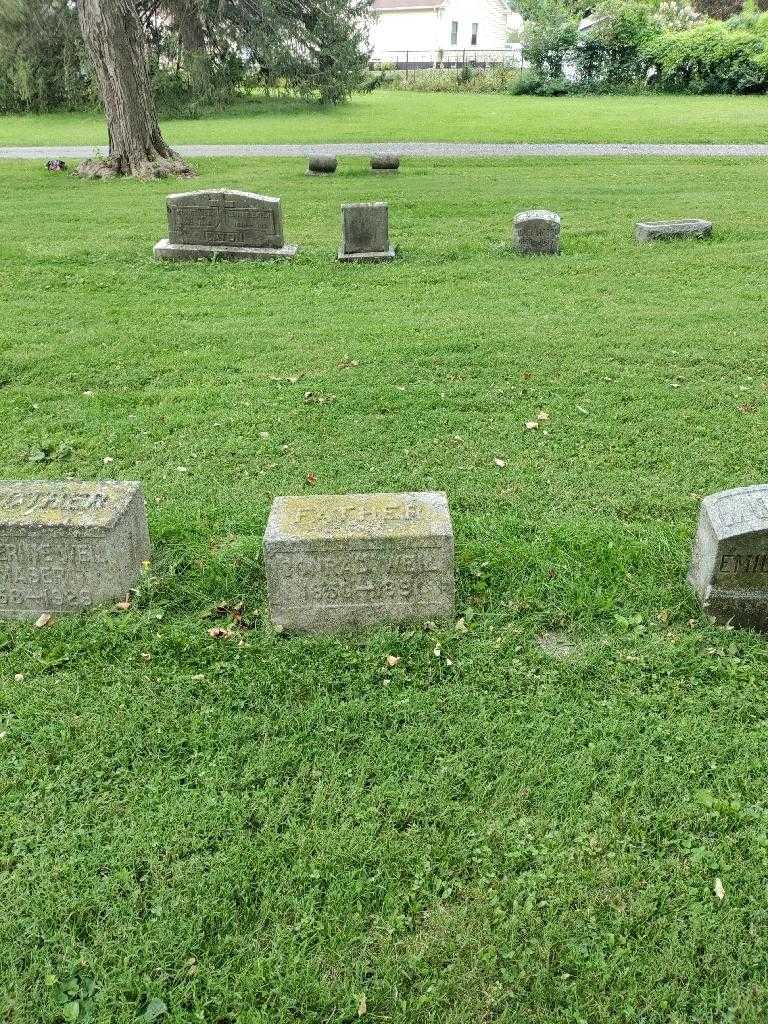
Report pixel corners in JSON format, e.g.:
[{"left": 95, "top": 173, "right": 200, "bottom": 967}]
[
  {"left": 113, "top": 597, "right": 132, "bottom": 612},
  {"left": 537, "top": 410, "right": 550, "bottom": 421},
  {"left": 385, "top": 655, "right": 401, "bottom": 668},
  {"left": 357, "top": 993, "right": 367, "bottom": 1017},
  {"left": 493, "top": 458, "right": 507, "bottom": 468},
  {"left": 208, "top": 627, "right": 234, "bottom": 639},
  {"left": 34, "top": 613, "right": 52, "bottom": 628},
  {"left": 103, "top": 456, "right": 114, "bottom": 465},
  {"left": 140, "top": 652, "right": 152, "bottom": 661},
  {"left": 306, "top": 473, "right": 318, "bottom": 486},
  {"left": 525, "top": 421, "right": 539, "bottom": 431},
  {"left": 14, "top": 673, "right": 24, "bottom": 682},
  {"left": 738, "top": 403, "right": 757, "bottom": 414},
  {"left": 714, "top": 877, "right": 725, "bottom": 900},
  {"left": 455, "top": 617, "right": 468, "bottom": 634}
]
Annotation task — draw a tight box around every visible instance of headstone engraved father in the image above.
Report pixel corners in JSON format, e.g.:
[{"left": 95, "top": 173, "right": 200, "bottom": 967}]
[
  {"left": 513, "top": 210, "right": 561, "bottom": 255},
  {"left": 688, "top": 484, "right": 768, "bottom": 631},
  {"left": 0, "top": 480, "right": 150, "bottom": 620},
  {"left": 263, "top": 491, "right": 454, "bottom": 632},
  {"left": 154, "top": 189, "right": 297, "bottom": 262}
]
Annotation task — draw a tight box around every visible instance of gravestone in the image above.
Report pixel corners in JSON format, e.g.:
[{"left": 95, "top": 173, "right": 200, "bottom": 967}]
[
  {"left": 636, "top": 219, "right": 713, "bottom": 242},
  {"left": 153, "top": 189, "right": 297, "bottom": 261},
  {"left": 371, "top": 155, "right": 400, "bottom": 173},
  {"left": 513, "top": 210, "right": 561, "bottom": 255},
  {"left": 688, "top": 484, "right": 768, "bottom": 630},
  {"left": 338, "top": 202, "right": 395, "bottom": 262},
  {"left": 263, "top": 491, "right": 454, "bottom": 632},
  {"left": 0, "top": 480, "right": 150, "bottom": 620},
  {"left": 307, "top": 156, "right": 338, "bottom": 175}
]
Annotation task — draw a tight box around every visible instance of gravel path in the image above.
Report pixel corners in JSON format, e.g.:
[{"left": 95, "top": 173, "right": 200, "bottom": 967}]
[{"left": 2, "top": 142, "right": 768, "bottom": 159}]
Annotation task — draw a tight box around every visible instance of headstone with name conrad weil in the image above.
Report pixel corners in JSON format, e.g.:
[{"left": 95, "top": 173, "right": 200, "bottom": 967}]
[
  {"left": 263, "top": 491, "right": 454, "bottom": 632},
  {"left": 513, "top": 210, "right": 561, "bottom": 255},
  {"left": 636, "top": 219, "right": 713, "bottom": 243},
  {"left": 0, "top": 481, "right": 150, "bottom": 620},
  {"left": 153, "top": 189, "right": 297, "bottom": 262},
  {"left": 338, "top": 202, "right": 395, "bottom": 262},
  {"left": 688, "top": 484, "right": 768, "bottom": 630}
]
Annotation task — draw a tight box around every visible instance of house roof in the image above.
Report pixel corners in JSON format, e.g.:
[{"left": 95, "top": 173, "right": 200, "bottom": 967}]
[{"left": 372, "top": 0, "right": 446, "bottom": 10}]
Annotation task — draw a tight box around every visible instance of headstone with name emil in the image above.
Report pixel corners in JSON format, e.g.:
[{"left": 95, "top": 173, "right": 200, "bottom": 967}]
[
  {"left": 513, "top": 210, "right": 561, "bottom": 255},
  {"left": 263, "top": 491, "right": 454, "bottom": 632},
  {"left": 636, "top": 219, "right": 713, "bottom": 243},
  {"left": 338, "top": 202, "right": 395, "bottom": 262},
  {"left": 154, "top": 189, "right": 297, "bottom": 261},
  {"left": 0, "top": 480, "right": 150, "bottom": 620},
  {"left": 688, "top": 484, "right": 768, "bottom": 630}
]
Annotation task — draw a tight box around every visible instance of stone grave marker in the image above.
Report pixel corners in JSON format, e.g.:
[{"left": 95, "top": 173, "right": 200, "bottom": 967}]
[
  {"left": 338, "top": 202, "right": 395, "bottom": 262},
  {"left": 688, "top": 484, "right": 768, "bottom": 630},
  {"left": 513, "top": 210, "right": 561, "bottom": 255},
  {"left": 154, "top": 189, "right": 297, "bottom": 261},
  {"left": 263, "top": 491, "right": 455, "bottom": 632},
  {"left": 636, "top": 219, "right": 713, "bottom": 242},
  {"left": 307, "top": 156, "right": 338, "bottom": 175},
  {"left": 0, "top": 480, "right": 150, "bottom": 620},
  {"left": 371, "top": 155, "right": 400, "bottom": 173}
]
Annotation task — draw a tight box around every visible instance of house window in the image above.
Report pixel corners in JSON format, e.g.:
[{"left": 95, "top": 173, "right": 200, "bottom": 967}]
[
  {"left": 450, "top": 20, "right": 458, "bottom": 45},
  {"left": 471, "top": 22, "right": 479, "bottom": 45}
]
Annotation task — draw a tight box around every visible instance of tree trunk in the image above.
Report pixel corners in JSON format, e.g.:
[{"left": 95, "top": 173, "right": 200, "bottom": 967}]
[{"left": 76, "top": 0, "right": 193, "bottom": 179}]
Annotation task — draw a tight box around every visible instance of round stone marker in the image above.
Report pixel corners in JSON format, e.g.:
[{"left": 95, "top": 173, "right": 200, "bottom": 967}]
[
  {"left": 307, "top": 156, "right": 338, "bottom": 175},
  {"left": 513, "top": 210, "right": 561, "bottom": 255},
  {"left": 371, "top": 155, "right": 400, "bottom": 173}
]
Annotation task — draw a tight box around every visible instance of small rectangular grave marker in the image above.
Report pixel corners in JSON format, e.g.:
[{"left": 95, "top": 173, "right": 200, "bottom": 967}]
[
  {"left": 688, "top": 484, "right": 768, "bottom": 630},
  {"left": 636, "top": 219, "right": 713, "bottom": 242},
  {"left": 154, "top": 189, "right": 297, "bottom": 261},
  {"left": 0, "top": 480, "right": 150, "bottom": 620},
  {"left": 513, "top": 210, "right": 561, "bottom": 255},
  {"left": 263, "top": 491, "right": 454, "bottom": 632},
  {"left": 338, "top": 202, "right": 395, "bottom": 262}
]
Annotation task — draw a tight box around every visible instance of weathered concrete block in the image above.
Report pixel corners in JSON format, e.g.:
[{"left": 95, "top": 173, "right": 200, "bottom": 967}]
[
  {"left": 264, "top": 491, "right": 455, "bottom": 632},
  {"left": 154, "top": 189, "right": 297, "bottom": 261},
  {"left": 338, "top": 202, "right": 395, "bottom": 262},
  {"left": 307, "top": 156, "right": 338, "bottom": 175},
  {"left": 0, "top": 481, "right": 150, "bottom": 620},
  {"left": 371, "top": 155, "right": 400, "bottom": 172},
  {"left": 688, "top": 484, "right": 768, "bottom": 630},
  {"left": 513, "top": 210, "right": 561, "bottom": 255},
  {"left": 636, "top": 219, "right": 713, "bottom": 242}
]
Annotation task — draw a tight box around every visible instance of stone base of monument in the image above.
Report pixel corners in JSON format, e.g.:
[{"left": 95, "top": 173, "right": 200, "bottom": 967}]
[
  {"left": 154, "top": 239, "right": 298, "bottom": 262},
  {"left": 0, "top": 480, "right": 150, "bottom": 620},
  {"left": 636, "top": 219, "right": 713, "bottom": 242},
  {"left": 337, "top": 246, "right": 396, "bottom": 263},
  {"left": 688, "top": 484, "right": 768, "bottom": 631},
  {"left": 264, "top": 491, "right": 455, "bottom": 632}
]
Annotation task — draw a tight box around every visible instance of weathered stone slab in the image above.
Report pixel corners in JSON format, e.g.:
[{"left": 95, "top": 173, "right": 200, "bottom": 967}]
[
  {"left": 513, "top": 210, "right": 561, "bottom": 255},
  {"left": 636, "top": 219, "right": 713, "bottom": 242},
  {"left": 263, "top": 491, "right": 454, "bottom": 632},
  {"left": 0, "top": 481, "right": 150, "bottom": 620},
  {"left": 154, "top": 189, "right": 297, "bottom": 261},
  {"left": 688, "top": 484, "right": 768, "bottom": 630},
  {"left": 371, "top": 155, "right": 400, "bottom": 172},
  {"left": 307, "top": 156, "right": 338, "bottom": 175},
  {"left": 338, "top": 202, "right": 395, "bottom": 262}
]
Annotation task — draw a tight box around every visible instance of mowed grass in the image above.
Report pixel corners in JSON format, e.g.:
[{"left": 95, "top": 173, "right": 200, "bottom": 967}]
[
  {"left": 2, "top": 156, "right": 768, "bottom": 1023},
  {"left": 3, "top": 91, "right": 768, "bottom": 146}
]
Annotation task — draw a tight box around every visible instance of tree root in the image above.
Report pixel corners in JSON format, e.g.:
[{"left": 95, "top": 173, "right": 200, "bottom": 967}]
[{"left": 76, "top": 154, "right": 195, "bottom": 181}]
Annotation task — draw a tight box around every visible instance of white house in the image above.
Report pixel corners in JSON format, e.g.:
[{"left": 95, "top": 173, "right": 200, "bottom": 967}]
[{"left": 369, "top": 0, "right": 517, "bottom": 64}]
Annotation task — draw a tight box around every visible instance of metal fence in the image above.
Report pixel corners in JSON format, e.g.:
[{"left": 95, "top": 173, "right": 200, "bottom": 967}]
[{"left": 371, "top": 47, "right": 523, "bottom": 74}]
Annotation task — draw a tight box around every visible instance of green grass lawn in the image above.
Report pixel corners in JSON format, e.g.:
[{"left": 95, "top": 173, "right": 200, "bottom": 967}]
[
  {"left": 3, "top": 156, "right": 768, "bottom": 1023},
  {"left": 3, "top": 91, "right": 768, "bottom": 146}
]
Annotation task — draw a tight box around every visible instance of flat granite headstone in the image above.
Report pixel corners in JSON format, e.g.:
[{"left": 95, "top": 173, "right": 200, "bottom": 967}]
[
  {"left": 371, "top": 155, "right": 400, "bottom": 173},
  {"left": 338, "top": 202, "right": 395, "bottom": 262},
  {"left": 0, "top": 480, "right": 150, "bottom": 620},
  {"left": 513, "top": 210, "right": 561, "bottom": 255},
  {"left": 154, "top": 189, "right": 297, "bottom": 261},
  {"left": 263, "top": 491, "right": 454, "bottom": 632},
  {"left": 307, "top": 156, "right": 338, "bottom": 175},
  {"left": 636, "top": 219, "right": 713, "bottom": 242},
  {"left": 688, "top": 484, "right": 768, "bottom": 630}
]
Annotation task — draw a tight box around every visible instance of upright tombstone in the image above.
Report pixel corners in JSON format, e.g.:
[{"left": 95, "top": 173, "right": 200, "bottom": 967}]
[
  {"left": 513, "top": 210, "right": 561, "bottom": 255},
  {"left": 371, "top": 155, "right": 400, "bottom": 173},
  {"left": 307, "top": 156, "right": 338, "bottom": 176},
  {"left": 338, "top": 202, "right": 395, "bottom": 262},
  {"left": 153, "top": 189, "right": 297, "bottom": 262},
  {"left": 636, "top": 219, "right": 713, "bottom": 243},
  {"left": 688, "top": 484, "right": 768, "bottom": 631},
  {"left": 263, "top": 491, "right": 455, "bottom": 632},
  {"left": 0, "top": 481, "right": 150, "bottom": 620}
]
